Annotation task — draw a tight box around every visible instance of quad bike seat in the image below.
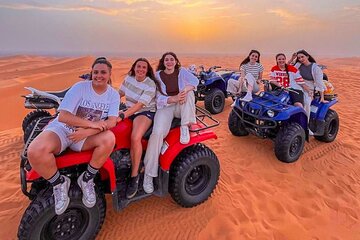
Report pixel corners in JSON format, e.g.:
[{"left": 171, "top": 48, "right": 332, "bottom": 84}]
[
  {"left": 46, "top": 88, "right": 71, "bottom": 98},
  {"left": 143, "top": 118, "right": 181, "bottom": 140}
]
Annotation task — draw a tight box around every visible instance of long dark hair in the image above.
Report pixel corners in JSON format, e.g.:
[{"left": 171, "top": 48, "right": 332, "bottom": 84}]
[
  {"left": 129, "top": 58, "right": 165, "bottom": 95},
  {"left": 275, "top": 53, "right": 289, "bottom": 80},
  {"left": 156, "top": 52, "right": 181, "bottom": 71},
  {"left": 295, "top": 49, "right": 317, "bottom": 64},
  {"left": 90, "top": 57, "right": 113, "bottom": 85},
  {"left": 240, "top": 50, "right": 261, "bottom": 69}
]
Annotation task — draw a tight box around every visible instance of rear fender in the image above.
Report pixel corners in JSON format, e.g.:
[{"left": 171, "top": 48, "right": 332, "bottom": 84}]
[
  {"left": 159, "top": 128, "right": 217, "bottom": 171},
  {"left": 26, "top": 151, "right": 117, "bottom": 192},
  {"left": 310, "top": 99, "right": 338, "bottom": 120}
]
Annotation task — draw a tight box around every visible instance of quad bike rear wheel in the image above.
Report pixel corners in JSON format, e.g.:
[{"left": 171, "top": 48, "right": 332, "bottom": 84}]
[
  {"left": 204, "top": 88, "right": 225, "bottom": 114},
  {"left": 274, "top": 122, "right": 305, "bottom": 163},
  {"left": 314, "top": 109, "right": 339, "bottom": 143},
  {"left": 18, "top": 183, "right": 106, "bottom": 240},
  {"left": 22, "top": 110, "right": 51, "bottom": 132},
  {"left": 228, "top": 109, "right": 249, "bottom": 136},
  {"left": 169, "top": 143, "right": 220, "bottom": 207}
]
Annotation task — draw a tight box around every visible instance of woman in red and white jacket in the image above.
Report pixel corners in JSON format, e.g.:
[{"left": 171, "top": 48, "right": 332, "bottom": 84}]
[{"left": 270, "top": 53, "right": 310, "bottom": 108}]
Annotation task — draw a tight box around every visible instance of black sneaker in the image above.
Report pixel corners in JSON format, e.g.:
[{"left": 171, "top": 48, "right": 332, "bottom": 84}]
[{"left": 126, "top": 175, "right": 139, "bottom": 199}]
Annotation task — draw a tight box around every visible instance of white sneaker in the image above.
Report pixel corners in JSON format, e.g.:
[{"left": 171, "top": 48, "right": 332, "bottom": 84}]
[
  {"left": 309, "top": 130, "right": 314, "bottom": 136},
  {"left": 77, "top": 172, "right": 96, "bottom": 208},
  {"left": 231, "top": 101, "right": 236, "bottom": 107},
  {"left": 180, "top": 125, "right": 190, "bottom": 144},
  {"left": 53, "top": 175, "right": 71, "bottom": 215},
  {"left": 143, "top": 174, "right": 154, "bottom": 194},
  {"left": 240, "top": 92, "right": 253, "bottom": 102}
]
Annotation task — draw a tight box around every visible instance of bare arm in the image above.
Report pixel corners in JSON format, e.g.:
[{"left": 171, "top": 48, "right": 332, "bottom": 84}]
[
  {"left": 123, "top": 102, "right": 145, "bottom": 119},
  {"left": 58, "top": 110, "right": 105, "bottom": 130},
  {"left": 68, "top": 116, "right": 117, "bottom": 142},
  {"left": 257, "top": 72, "right": 263, "bottom": 84}
]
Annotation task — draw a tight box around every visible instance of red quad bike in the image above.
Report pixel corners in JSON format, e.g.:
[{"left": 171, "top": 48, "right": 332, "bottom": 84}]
[{"left": 18, "top": 107, "right": 220, "bottom": 240}]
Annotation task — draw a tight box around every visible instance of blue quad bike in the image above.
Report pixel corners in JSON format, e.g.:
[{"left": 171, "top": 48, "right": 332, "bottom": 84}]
[
  {"left": 194, "top": 66, "right": 240, "bottom": 114},
  {"left": 228, "top": 81, "right": 339, "bottom": 163}
]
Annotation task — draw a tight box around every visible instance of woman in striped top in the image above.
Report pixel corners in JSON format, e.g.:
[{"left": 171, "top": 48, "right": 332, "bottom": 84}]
[
  {"left": 227, "top": 50, "right": 264, "bottom": 102},
  {"left": 118, "top": 58, "right": 163, "bottom": 199}
]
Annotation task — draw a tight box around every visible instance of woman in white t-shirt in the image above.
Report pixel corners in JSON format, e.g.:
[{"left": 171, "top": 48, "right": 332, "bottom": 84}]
[
  {"left": 27, "top": 57, "right": 120, "bottom": 215},
  {"left": 118, "top": 58, "right": 163, "bottom": 199},
  {"left": 227, "top": 50, "right": 264, "bottom": 102}
]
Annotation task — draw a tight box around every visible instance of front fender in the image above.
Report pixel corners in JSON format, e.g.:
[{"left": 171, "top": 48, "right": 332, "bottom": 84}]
[{"left": 159, "top": 128, "right": 217, "bottom": 171}]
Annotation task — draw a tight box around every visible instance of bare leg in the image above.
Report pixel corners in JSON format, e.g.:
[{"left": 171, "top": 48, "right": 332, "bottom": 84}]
[
  {"left": 130, "top": 115, "right": 153, "bottom": 177},
  {"left": 81, "top": 130, "right": 115, "bottom": 169},
  {"left": 27, "top": 131, "right": 62, "bottom": 179}
]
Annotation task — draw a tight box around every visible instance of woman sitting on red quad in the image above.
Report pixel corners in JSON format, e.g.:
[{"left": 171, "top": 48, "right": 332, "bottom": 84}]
[
  {"left": 27, "top": 57, "right": 120, "bottom": 215},
  {"left": 269, "top": 53, "right": 310, "bottom": 108},
  {"left": 142, "top": 52, "right": 199, "bottom": 194},
  {"left": 117, "top": 58, "right": 163, "bottom": 199}
]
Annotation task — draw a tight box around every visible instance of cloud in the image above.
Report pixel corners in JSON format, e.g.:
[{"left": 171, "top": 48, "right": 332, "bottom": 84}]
[
  {"left": 344, "top": 5, "right": 360, "bottom": 11},
  {"left": 0, "top": 2, "right": 119, "bottom": 15},
  {"left": 267, "top": 8, "right": 322, "bottom": 26}
]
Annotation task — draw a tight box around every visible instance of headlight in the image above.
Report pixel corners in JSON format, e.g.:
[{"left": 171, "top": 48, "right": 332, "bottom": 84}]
[
  {"left": 267, "top": 109, "right": 275, "bottom": 117},
  {"left": 241, "top": 101, "right": 246, "bottom": 107},
  {"left": 201, "top": 80, "right": 205, "bottom": 84},
  {"left": 259, "top": 92, "right": 265, "bottom": 97}
]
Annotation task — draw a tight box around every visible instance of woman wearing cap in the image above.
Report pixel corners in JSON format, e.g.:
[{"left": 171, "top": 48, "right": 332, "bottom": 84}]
[{"left": 27, "top": 57, "right": 120, "bottom": 215}]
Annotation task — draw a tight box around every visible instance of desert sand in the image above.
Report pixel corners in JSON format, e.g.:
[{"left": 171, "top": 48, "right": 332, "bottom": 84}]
[{"left": 0, "top": 55, "right": 359, "bottom": 239}]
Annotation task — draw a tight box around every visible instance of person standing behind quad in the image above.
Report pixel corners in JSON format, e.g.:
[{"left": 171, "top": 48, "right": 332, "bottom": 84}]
[
  {"left": 270, "top": 53, "right": 310, "bottom": 108},
  {"left": 288, "top": 50, "right": 327, "bottom": 117},
  {"left": 227, "top": 50, "right": 264, "bottom": 102},
  {"left": 142, "top": 52, "right": 199, "bottom": 194},
  {"left": 118, "top": 58, "right": 163, "bottom": 199},
  {"left": 27, "top": 57, "right": 120, "bottom": 215}
]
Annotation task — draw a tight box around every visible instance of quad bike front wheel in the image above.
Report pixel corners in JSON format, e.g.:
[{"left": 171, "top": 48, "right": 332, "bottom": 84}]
[
  {"left": 314, "top": 109, "right": 339, "bottom": 143},
  {"left": 228, "top": 109, "right": 249, "bottom": 136},
  {"left": 204, "top": 88, "right": 225, "bottom": 114},
  {"left": 18, "top": 183, "right": 106, "bottom": 240},
  {"left": 274, "top": 122, "right": 305, "bottom": 163},
  {"left": 169, "top": 143, "right": 220, "bottom": 208},
  {"left": 22, "top": 109, "right": 51, "bottom": 132}
]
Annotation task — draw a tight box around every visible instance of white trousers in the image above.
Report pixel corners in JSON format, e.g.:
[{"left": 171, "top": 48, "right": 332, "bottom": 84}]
[
  {"left": 143, "top": 92, "right": 196, "bottom": 177},
  {"left": 227, "top": 73, "right": 259, "bottom": 95}
]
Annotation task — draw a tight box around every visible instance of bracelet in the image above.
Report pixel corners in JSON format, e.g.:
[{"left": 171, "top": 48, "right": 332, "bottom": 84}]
[{"left": 119, "top": 112, "right": 125, "bottom": 120}]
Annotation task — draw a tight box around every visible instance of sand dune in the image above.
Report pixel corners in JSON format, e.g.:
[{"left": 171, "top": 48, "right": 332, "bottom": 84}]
[{"left": 0, "top": 55, "right": 359, "bottom": 239}]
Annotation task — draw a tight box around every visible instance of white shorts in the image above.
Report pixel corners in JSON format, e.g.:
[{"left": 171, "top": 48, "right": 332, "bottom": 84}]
[{"left": 44, "top": 120, "right": 86, "bottom": 153}]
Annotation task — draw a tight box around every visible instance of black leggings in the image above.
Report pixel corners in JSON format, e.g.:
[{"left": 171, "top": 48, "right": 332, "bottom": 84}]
[{"left": 289, "top": 89, "right": 304, "bottom": 106}]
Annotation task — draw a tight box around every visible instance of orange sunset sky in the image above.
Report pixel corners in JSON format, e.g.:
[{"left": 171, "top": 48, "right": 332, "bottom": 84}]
[{"left": 0, "top": 0, "right": 359, "bottom": 56}]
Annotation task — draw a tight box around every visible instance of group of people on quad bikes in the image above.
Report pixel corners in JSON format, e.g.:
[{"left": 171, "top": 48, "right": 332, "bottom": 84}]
[
  {"left": 226, "top": 49, "right": 329, "bottom": 122},
  {"left": 26, "top": 48, "right": 333, "bottom": 216},
  {"left": 27, "top": 52, "right": 199, "bottom": 215}
]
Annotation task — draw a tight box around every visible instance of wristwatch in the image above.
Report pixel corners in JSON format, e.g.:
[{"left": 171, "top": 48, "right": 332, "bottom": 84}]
[{"left": 119, "top": 112, "right": 125, "bottom": 121}]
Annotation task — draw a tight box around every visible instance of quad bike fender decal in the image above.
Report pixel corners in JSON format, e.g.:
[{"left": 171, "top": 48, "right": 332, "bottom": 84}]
[{"left": 159, "top": 128, "right": 217, "bottom": 171}]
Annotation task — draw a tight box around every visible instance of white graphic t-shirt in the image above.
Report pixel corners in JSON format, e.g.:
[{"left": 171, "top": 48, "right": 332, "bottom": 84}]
[{"left": 51, "top": 81, "right": 120, "bottom": 132}]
